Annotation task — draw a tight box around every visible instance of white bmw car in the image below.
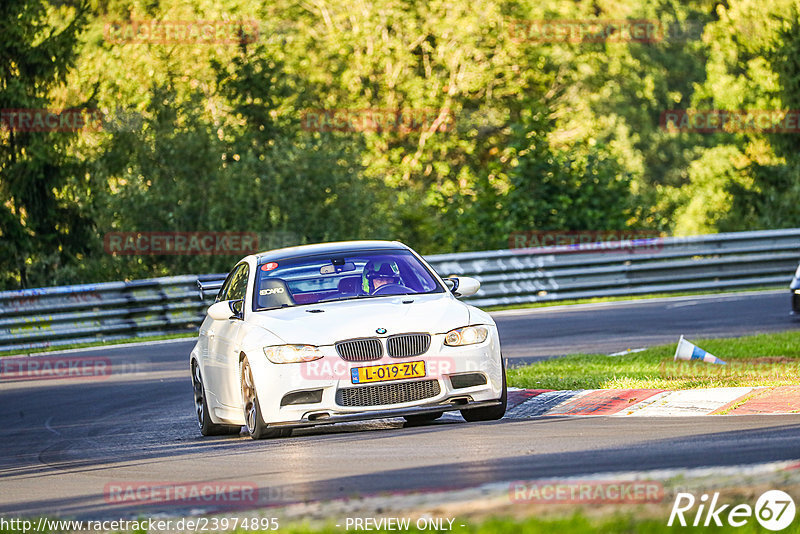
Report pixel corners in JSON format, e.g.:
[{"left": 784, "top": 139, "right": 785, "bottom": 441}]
[{"left": 190, "top": 240, "right": 506, "bottom": 439}]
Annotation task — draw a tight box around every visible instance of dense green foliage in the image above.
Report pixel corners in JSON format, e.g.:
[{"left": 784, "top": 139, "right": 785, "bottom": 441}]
[
  {"left": 2, "top": 0, "right": 799, "bottom": 288},
  {"left": 0, "top": 0, "right": 92, "bottom": 287}
]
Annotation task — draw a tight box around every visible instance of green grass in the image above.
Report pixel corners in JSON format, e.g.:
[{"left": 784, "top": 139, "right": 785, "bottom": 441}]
[
  {"left": 484, "top": 286, "right": 783, "bottom": 312},
  {"left": 0, "top": 332, "right": 196, "bottom": 357},
  {"left": 507, "top": 331, "right": 800, "bottom": 390}
]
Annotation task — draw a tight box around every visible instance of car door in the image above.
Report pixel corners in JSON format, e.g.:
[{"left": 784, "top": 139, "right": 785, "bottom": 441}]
[
  {"left": 206, "top": 262, "right": 249, "bottom": 408},
  {"left": 197, "top": 280, "right": 228, "bottom": 367}
]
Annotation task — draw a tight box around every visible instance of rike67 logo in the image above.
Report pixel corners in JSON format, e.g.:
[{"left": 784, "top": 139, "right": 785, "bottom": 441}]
[{"left": 669, "top": 490, "right": 796, "bottom": 530}]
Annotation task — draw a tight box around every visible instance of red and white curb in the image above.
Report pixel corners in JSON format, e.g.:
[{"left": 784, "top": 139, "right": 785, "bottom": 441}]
[{"left": 503, "top": 386, "right": 800, "bottom": 417}]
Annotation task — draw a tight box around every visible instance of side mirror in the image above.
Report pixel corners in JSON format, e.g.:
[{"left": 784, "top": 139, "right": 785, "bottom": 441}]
[
  {"left": 443, "top": 277, "right": 459, "bottom": 293},
  {"left": 207, "top": 300, "right": 243, "bottom": 320},
  {"left": 445, "top": 276, "right": 480, "bottom": 298}
]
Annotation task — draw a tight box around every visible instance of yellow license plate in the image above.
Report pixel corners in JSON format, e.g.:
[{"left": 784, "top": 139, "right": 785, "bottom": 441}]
[{"left": 351, "top": 361, "right": 426, "bottom": 384}]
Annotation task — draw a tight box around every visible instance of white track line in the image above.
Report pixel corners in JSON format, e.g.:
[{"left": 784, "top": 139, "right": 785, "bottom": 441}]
[{"left": 44, "top": 416, "right": 61, "bottom": 436}]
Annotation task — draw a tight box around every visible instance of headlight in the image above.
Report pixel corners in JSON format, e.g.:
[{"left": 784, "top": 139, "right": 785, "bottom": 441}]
[
  {"left": 264, "top": 345, "right": 323, "bottom": 364},
  {"left": 444, "top": 326, "right": 489, "bottom": 346}
]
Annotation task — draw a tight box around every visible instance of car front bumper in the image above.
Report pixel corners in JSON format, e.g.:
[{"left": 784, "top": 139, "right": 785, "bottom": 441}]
[
  {"left": 268, "top": 399, "right": 502, "bottom": 429},
  {"left": 239, "top": 328, "right": 504, "bottom": 428}
]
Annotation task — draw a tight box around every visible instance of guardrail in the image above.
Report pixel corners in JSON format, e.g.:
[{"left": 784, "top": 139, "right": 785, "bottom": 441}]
[
  {"left": 1, "top": 229, "right": 798, "bottom": 352},
  {"left": 0, "top": 274, "right": 224, "bottom": 353},
  {"left": 426, "top": 229, "right": 800, "bottom": 307}
]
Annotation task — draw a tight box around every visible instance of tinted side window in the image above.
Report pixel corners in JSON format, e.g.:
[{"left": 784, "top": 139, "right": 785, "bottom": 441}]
[
  {"left": 216, "top": 269, "right": 237, "bottom": 302},
  {"left": 220, "top": 263, "right": 248, "bottom": 301},
  {"left": 228, "top": 264, "right": 249, "bottom": 301}
]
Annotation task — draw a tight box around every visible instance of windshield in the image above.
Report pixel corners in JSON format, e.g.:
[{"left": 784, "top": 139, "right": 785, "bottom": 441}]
[{"left": 253, "top": 249, "right": 444, "bottom": 310}]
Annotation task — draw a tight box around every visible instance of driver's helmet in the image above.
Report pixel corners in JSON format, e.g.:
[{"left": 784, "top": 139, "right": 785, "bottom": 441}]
[{"left": 362, "top": 260, "right": 401, "bottom": 293}]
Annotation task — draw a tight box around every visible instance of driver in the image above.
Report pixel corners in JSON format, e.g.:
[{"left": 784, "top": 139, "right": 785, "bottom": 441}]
[{"left": 362, "top": 261, "right": 402, "bottom": 294}]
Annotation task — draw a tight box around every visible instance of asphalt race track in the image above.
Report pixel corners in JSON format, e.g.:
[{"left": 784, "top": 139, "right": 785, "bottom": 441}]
[{"left": 1, "top": 290, "right": 799, "bottom": 519}]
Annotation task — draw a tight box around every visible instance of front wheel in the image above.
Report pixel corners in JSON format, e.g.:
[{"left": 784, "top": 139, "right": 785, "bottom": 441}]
[
  {"left": 461, "top": 359, "right": 507, "bottom": 422},
  {"left": 240, "top": 356, "right": 290, "bottom": 440}
]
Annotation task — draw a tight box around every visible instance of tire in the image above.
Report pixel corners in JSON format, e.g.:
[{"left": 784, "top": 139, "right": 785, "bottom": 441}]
[
  {"left": 192, "top": 362, "right": 241, "bottom": 436},
  {"left": 240, "top": 356, "right": 290, "bottom": 440},
  {"left": 461, "top": 358, "right": 507, "bottom": 422},
  {"left": 403, "top": 411, "right": 444, "bottom": 425}
]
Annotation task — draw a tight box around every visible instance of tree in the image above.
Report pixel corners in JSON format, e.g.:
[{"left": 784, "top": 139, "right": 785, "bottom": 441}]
[
  {"left": 0, "top": 0, "right": 91, "bottom": 288},
  {"left": 675, "top": 0, "right": 800, "bottom": 233}
]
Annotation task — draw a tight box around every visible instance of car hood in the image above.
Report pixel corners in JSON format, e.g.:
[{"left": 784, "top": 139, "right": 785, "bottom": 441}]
[{"left": 246, "top": 294, "right": 470, "bottom": 345}]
